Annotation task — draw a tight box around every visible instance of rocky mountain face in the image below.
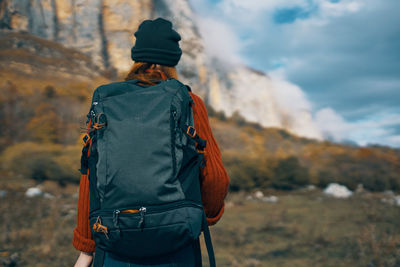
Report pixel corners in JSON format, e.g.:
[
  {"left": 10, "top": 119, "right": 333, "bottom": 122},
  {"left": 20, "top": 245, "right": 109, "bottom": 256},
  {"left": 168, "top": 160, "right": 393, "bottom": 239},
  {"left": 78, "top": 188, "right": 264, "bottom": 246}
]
[{"left": 0, "top": 0, "right": 323, "bottom": 140}]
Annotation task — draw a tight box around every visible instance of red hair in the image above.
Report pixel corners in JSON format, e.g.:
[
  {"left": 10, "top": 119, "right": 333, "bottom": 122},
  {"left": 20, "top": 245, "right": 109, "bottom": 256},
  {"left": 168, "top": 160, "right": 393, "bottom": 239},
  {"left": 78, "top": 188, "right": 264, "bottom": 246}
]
[{"left": 124, "top": 62, "right": 179, "bottom": 85}]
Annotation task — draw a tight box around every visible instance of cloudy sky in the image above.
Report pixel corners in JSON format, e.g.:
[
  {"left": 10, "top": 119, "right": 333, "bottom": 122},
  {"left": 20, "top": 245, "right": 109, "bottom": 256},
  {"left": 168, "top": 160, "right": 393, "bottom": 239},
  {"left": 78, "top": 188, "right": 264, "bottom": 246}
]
[{"left": 188, "top": 0, "right": 400, "bottom": 148}]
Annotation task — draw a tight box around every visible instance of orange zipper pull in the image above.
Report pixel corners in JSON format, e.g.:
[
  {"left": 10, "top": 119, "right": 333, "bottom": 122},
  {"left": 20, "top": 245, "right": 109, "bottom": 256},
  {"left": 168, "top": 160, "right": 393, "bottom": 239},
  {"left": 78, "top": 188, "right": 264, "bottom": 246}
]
[{"left": 120, "top": 209, "right": 140, "bottom": 213}]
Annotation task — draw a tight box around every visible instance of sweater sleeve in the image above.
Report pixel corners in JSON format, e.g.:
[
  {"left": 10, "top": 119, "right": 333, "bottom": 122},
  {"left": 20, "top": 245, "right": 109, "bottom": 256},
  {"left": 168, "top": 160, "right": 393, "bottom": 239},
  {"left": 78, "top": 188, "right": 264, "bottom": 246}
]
[
  {"left": 189, "top": 92, "right": 230, "bottom": 226},
  {"left": 72, "top": 173, "right": 96, "bottom": 252}
]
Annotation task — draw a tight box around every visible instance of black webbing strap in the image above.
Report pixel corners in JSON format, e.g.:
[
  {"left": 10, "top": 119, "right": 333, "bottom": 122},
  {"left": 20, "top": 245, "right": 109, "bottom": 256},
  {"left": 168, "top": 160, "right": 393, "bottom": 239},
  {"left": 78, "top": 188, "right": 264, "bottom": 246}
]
[
  {"left": 181, "top": 124, "right": 207, "bottom": 150},
  {"left": 202, "top": 210, "right": 216, "bottom": 267},
  {"left": 193, "top": 237, "right": 202, "bottom": 267},
  {"left": 79, "top": 144, "right": 89, "bottom": 175},
  {"left": 79, "top": 118, "right": 94, "bottom": 175},
  {"left": 93, "top": 247, "right": 105, "bottom": 267},
  {"left": 178, "top": 85, "right": 195, "bottom": 131}
]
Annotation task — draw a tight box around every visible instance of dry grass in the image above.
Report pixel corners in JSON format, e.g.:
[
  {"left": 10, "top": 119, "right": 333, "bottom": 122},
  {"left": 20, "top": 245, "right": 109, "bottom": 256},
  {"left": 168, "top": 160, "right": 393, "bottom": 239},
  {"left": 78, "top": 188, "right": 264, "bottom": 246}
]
[
  {"left": 0, "top": 182, "right": 79, "bottom": 267},
  {"left": 1, "top": 179, "right": 399, "bottom": 267},
  {"left": 202, "top": 190, "right": 400, "bottom": 267}
]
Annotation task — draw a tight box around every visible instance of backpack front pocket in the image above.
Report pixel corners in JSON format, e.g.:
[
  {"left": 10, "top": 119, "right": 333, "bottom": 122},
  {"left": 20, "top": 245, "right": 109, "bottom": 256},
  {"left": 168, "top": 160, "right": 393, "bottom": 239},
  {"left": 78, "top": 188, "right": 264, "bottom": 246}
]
[
  {"left": 107, "top": 221, "right": 191, "bottom": 259},
  {"left": 90, "top": 201, "right": 204, "bottom": 260}
]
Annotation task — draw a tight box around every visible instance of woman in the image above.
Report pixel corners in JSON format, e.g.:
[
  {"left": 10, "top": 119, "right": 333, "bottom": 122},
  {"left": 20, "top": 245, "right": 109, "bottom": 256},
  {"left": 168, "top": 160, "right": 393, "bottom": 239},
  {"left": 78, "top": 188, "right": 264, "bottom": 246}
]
[{"left": 73, "top": 17, "right": 229, "bottom": 267}]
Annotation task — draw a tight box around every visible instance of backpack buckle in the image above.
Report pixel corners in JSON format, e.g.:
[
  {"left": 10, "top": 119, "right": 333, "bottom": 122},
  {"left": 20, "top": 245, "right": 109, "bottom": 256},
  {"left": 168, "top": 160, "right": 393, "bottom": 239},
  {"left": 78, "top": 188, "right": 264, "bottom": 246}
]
[
  {"left": 82, "top": 133, "right": 91, "bottom": 147},
  {"left": 186, "top": 126, "right": 196, "bottom": 138},
  {"left": 196, "top": 149, "right": 206, "bottom": 154},
  {"left": 93, "top": 216, "right": 109, "bottom": 239},
  {"left": 93, "top": 113, "right": 107, "bottom": 129},
  {"left": 93, "top": 122, "right": 106, "bottom": 130},
  {"left": 93, "top": 222, "right": 108, "bottom": 233}
]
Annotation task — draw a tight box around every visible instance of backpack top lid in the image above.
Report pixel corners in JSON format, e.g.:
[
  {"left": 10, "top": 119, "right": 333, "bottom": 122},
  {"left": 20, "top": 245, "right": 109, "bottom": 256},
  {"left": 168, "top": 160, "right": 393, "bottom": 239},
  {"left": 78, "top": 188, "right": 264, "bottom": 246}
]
[{"left": 90, "top": 78, "right": 191, "bottom": 101}]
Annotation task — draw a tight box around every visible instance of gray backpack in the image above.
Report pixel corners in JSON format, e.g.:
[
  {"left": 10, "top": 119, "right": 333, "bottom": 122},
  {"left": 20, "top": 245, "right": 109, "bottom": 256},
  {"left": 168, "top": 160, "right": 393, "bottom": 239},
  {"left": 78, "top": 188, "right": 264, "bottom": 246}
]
[{"left": 80, "top": 78, "right": 215, "bottom": 266}]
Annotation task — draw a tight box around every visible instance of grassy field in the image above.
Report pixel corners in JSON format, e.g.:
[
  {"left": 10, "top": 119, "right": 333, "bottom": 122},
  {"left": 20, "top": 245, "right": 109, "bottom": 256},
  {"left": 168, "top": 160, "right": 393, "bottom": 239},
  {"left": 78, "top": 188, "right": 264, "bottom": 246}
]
[
  {"left": 1, "top": 179, "right": 400, "bottom": 267},
  {"left": 208, "top": 190, "right": 400, "bottom": 267}
]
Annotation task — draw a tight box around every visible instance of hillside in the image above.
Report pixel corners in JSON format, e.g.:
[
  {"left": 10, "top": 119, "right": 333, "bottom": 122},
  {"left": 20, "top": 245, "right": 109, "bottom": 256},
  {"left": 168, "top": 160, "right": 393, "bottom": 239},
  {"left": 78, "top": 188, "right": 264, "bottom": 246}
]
[
  {"left": 1, "top": 44, "right": 399, "bottom": 193},
  {"left": 0, "top": 30, "right": 399, "bottom": 192},
  {"left": 0, "top": 31, "right": 105, "bottom": 81},
  {"left": 205, "top": 104, "right": 400, "bottom": 192}
]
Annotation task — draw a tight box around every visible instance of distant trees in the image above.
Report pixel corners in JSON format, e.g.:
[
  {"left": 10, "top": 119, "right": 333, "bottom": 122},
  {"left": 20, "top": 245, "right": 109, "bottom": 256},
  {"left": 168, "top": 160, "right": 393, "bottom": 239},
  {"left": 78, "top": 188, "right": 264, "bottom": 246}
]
[
  {"left": 316, "top": 151, "right": 400, "bottom": 192},
  {"left": 26, "top": 102, "right": 59, "bottom": 143},
  {"left": 217, "top": 111, "right": 400, "bottom": 193},
  {"left": 0, "top": 81, "right": 26, "bottom": 148},
  {"left": 224, "top": 153, "right": 310, "bottom": 192},
  {"left": 0, "top": 81, "right": 86, "bottom": 148},
  {"left": 0, "top": 81, "right": 87, "bottom": 183},
  {"left": 223, "top": 146, "right": 400, "bottom": 192},
  {"left": 272, "top": 156, "right": 309, "bottom": 190},
  {"left": 204, "top": 102, "right": 227, "bottom": 121}
]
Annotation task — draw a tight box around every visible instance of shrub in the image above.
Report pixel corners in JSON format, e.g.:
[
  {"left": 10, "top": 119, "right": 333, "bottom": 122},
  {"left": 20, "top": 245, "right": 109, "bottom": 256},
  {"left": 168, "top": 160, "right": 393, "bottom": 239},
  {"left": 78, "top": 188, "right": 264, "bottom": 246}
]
[
  {"left": 0, "top": 142, "right": 81, "bottom": 184},
  {"left": 231, "top": 110, "right": 247, "bottom": 126},
  {"left": 223, "top": 154, "right": 256, "bottom": 191},
  {"left": 272, "top": 156, "right": 310, "bottom": 190},
  {"left": 222, "top": 153, "right": 273, "bottom": 191},
  {"left": 325, "top": 153, "right": 400, "bottom": 192},
  {"left": 204, "top": 103, "right": 227, "bottom": 121}
]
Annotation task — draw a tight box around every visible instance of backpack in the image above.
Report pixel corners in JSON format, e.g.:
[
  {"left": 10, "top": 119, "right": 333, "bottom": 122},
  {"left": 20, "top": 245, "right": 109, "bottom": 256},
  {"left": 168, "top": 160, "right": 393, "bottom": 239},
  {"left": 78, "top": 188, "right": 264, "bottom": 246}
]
[{"left": 80, "top": 78, "right": 216, "bottom": 266}]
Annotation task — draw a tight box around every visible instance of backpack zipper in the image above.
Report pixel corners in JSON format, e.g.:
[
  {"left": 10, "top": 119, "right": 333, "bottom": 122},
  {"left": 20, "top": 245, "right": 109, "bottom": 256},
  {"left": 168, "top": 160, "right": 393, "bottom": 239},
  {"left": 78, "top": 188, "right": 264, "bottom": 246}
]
[
  {"left": 100, "top": 201, "right": 201, "bottom": 231},
  {"left": 137, "top": 207, "right": 146, "bottom": 228},
  {"left": 114, "top": 207, "right": 147, "bottom": 229},
  {"left": 91, "top": 200, "right": 203, "bottom": 218},
  {"left": 120, "top": 201, "right": 201, "bottom": 215},
  {"left": 172, "top": 110, "right": 178, "bottom": 121},
  {"left": 171, "top": 109, "right": 178, "bottom": 177}
]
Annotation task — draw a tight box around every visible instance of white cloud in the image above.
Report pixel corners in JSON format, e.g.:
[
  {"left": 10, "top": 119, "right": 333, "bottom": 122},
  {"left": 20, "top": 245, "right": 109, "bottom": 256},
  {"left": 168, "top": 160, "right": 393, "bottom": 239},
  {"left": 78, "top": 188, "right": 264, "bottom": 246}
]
[
  {"left": 217, "top": 0, "right": 308, "bottom": 13},
  {"left": 216, "top": 0, "right": 365, "bottom": 27},
  {"left": 315, "top": 107, "right": 354, "bottom": 141},
  {"left": 269, "top": 69, "right": 313, "bottom": 112},
  {"left": 315, "top": 108, "right": 400, "bottom": 147},
  {"left": 384, "top": 135, "right": 400, "bottom": 146},
  {"left": 192, "top": 16, "right": 243, "bottom": 64},
  {"left": 319, "top": 0, "right": 364, "bottom": 17},
  {"left": 300, "top": 0, "right": 365, "bottom": 26},
  {"left": 268, "top": 70, "right": 323, "bottom": 140}
]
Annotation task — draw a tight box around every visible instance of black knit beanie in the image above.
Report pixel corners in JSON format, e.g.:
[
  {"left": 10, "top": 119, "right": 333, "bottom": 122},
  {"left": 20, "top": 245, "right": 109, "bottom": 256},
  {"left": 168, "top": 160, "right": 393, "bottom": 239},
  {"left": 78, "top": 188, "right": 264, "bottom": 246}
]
[{"left": 131, "top": 17, "right": 182, "bottom": 67}]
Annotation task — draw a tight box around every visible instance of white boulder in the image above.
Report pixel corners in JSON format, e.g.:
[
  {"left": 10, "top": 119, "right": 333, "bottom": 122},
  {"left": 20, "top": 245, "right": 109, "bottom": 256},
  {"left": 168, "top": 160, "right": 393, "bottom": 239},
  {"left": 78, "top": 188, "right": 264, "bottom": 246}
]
[
  {"left": 262, "top": 195, "right": 278, "bottom": 203},
  {"left": 43, "top": 192, "right": 55, "bottom": 199},
  {"left": 306, "top": 185, "right": 316, "bottom": 191},
  {"left": 394, "top": 196, "right": 400, "bottom": 206},
  {"left": 323, "top": 183, "right": 353, "bottom": 198},
  {"left": 254, "top": 191, "right": 264, "bottom": 199},
  {"left": 25, "top": 187, "right": 43, "bottom": 197}
]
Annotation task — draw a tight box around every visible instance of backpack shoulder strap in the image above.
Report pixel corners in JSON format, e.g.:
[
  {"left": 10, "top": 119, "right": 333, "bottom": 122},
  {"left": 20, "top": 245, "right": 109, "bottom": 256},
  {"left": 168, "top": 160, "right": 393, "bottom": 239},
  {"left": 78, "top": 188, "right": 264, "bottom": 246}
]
[
  {"left": 93, "top": 247, "right": 105, "bottom": 267},
  {"left": 202, "top": 210, "right": 216, "bottom": 267}
]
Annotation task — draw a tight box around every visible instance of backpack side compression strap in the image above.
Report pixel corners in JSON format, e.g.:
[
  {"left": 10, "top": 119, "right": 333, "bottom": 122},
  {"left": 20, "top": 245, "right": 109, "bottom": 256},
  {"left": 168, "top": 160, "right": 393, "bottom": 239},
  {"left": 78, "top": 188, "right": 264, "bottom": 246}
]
[
  {"left": 93, "top": 247, "right": 105, "bottom": 267},
  {"left": 202, "top": 210, "right": 216, "bottom": 267}
]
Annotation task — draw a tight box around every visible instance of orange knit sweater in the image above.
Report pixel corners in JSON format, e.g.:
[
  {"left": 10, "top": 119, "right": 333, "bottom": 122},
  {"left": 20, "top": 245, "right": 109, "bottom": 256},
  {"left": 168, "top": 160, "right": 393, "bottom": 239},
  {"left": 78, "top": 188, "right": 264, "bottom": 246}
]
[{"left": 72, "top": 90, "right": 230, "bottom": 252}]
